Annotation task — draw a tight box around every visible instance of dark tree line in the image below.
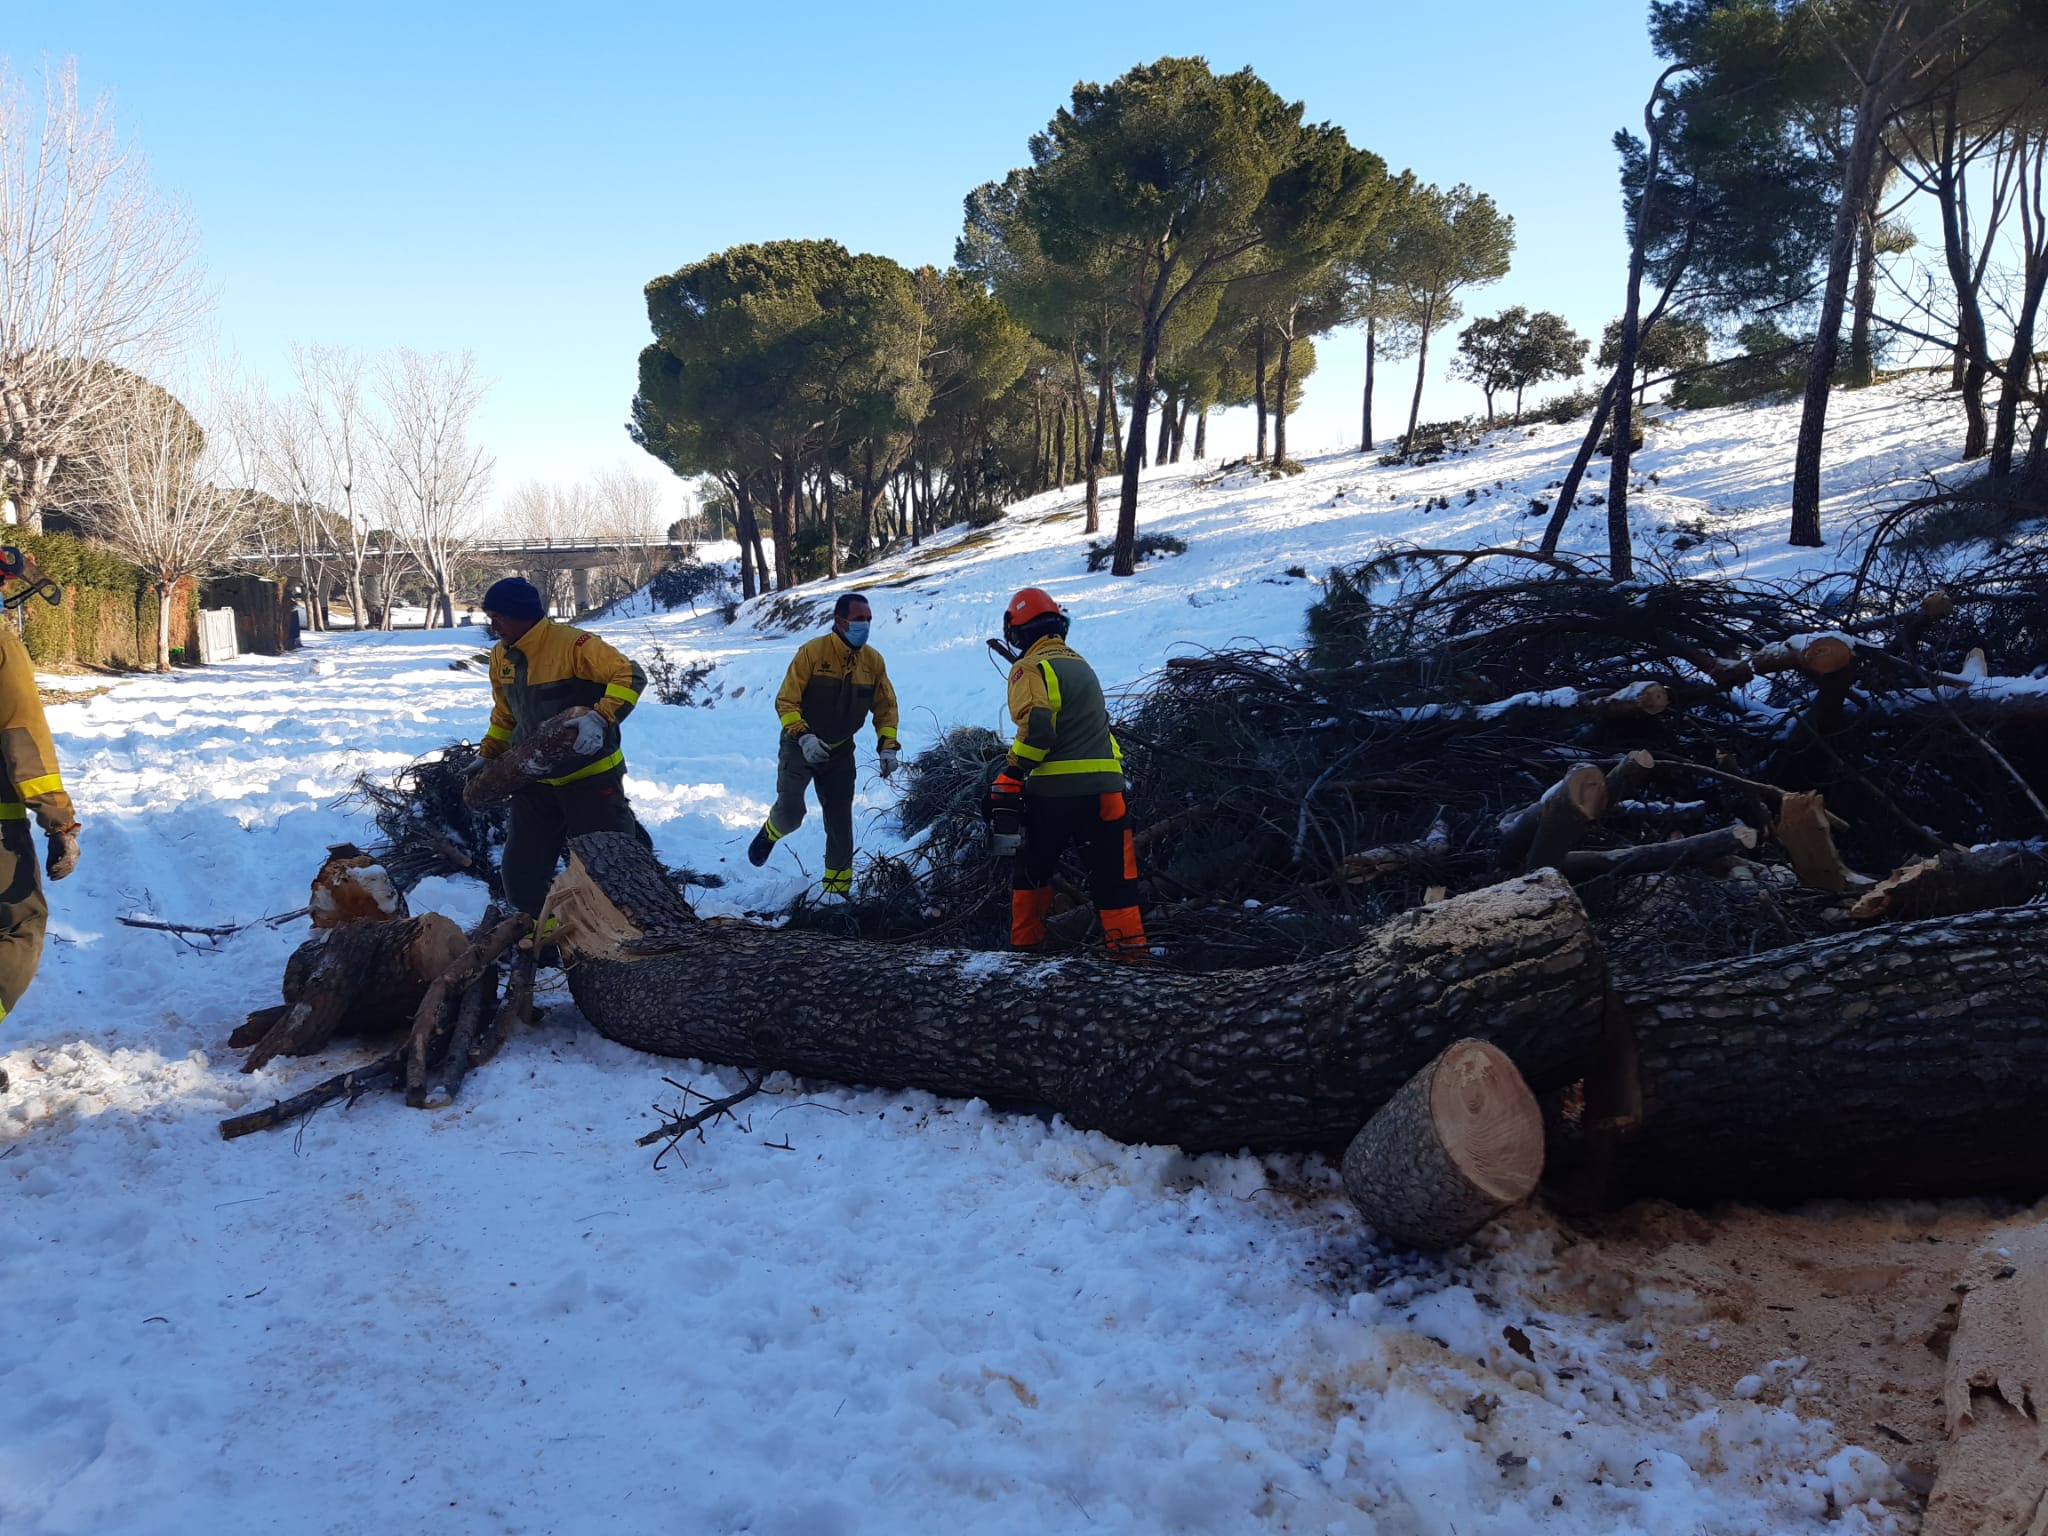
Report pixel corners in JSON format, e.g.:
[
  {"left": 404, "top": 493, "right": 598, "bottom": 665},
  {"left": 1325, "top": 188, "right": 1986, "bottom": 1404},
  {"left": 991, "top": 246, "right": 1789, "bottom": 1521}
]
[{"left": 628, "top": 57, "right": 1516, "bottom": 590}]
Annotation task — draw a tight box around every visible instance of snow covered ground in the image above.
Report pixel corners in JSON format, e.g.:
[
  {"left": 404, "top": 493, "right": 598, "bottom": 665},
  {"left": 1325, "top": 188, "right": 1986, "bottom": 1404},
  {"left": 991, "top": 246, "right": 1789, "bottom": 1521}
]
[{"left": 1, "top": 380, "right": 1979, "bottom": 1534}]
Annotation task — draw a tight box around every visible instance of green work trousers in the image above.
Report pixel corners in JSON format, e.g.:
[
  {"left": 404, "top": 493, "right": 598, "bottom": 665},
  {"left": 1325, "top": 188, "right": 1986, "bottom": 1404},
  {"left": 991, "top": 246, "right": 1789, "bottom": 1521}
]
[
  {"left": 500, "top": 770, "right": 646, "bottom": 917},
  {"left": 0, "top": 818, "right": 48, "bottom": 1023},
  {"left": 768, "top": 735, "right": 857, "bottom": 892}
]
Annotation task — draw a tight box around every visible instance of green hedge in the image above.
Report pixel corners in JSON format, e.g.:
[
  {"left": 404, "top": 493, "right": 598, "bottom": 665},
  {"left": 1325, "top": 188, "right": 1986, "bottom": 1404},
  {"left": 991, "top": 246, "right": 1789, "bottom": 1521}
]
[{"left": 8, "top": 530, "right": 199, "bottom": 669}]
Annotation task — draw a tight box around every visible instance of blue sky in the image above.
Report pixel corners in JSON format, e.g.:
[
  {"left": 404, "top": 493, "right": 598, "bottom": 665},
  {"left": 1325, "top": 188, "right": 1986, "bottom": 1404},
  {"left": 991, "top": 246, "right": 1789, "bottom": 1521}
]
[{"left": 14, "top": 2, "right": 1664, "bottom": 512}]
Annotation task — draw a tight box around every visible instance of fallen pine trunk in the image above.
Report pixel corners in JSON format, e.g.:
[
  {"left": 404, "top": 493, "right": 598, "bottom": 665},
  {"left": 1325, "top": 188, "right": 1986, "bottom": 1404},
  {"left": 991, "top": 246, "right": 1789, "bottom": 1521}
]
[
  {"left": 553, "top": 832, "right": 1608, "bottom": 1154},
  {"left": 1615, "top": 903, "right": 2048, "bottom": 1202}
]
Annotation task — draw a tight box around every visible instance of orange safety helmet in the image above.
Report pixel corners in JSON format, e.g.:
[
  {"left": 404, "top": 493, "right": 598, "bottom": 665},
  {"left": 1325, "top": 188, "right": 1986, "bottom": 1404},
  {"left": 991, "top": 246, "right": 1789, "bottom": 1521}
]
[{"left": 1003, "top": 586, "right": 1069, "bottom": 649}]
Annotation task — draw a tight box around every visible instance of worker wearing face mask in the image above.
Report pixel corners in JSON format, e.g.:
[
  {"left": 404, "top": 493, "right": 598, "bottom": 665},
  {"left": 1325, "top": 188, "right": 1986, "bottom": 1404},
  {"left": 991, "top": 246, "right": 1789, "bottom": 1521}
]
[{"left": 747, "top": 592, "right": 900, "bottom": 897}]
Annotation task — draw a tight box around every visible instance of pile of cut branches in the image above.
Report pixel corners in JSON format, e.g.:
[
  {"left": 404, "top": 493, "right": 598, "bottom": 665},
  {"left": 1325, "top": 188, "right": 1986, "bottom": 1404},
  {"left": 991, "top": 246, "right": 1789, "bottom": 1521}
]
[
  {"left": 858, "top": 539, "right": 2048, "bottom": 973},
  {"left": 345, "top": 741, "right": 506, "bottom": 896}
]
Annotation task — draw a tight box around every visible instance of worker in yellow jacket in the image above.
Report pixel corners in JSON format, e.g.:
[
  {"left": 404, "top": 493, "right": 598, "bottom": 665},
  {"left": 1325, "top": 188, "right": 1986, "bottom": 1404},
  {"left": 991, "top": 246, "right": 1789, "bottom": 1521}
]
[
  {"left": 748, "top": 592, "right": 899, "bottom": 896},
  {"left": 0, "top": 581, "right": 81, "bottom": 1032},
  {"left": 474, "top": 577, "right": 647, "bottom": 917},
  {"left": 988, "top": 587, "right": 1146, "bottom": 960}
]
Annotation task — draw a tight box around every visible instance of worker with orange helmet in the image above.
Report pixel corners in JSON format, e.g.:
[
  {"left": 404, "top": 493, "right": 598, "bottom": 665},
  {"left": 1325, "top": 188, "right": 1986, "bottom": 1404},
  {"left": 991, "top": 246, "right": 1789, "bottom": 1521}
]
[{"left": 988, "top": 587, "right": 1147, "bottom": 960}]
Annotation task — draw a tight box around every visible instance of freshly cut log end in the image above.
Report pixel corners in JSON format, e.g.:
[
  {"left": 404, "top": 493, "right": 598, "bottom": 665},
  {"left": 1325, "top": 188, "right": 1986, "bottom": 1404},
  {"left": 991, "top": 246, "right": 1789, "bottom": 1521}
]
[
  {"left": 1341, "top": 1038, "right": 1544, "bottom": 1250},
  {"left": 309, "top": 844, "right": 408, "bottom": 930},
  {"left": 1500, "top": 763, "right": 1609, "bottom": 875},
  {"left": 1775, "top": 790, "right": 1852, "bottom": 893},
  {"left": 1751, "top": 633, "right": 1855, "bottom": 677}
]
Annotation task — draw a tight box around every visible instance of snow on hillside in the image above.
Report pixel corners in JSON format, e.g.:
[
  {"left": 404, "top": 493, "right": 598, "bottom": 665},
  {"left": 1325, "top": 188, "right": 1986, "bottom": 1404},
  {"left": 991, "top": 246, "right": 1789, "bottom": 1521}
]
[{"left": 0, "top": 381, "right": 1973, "bottom": 1535}]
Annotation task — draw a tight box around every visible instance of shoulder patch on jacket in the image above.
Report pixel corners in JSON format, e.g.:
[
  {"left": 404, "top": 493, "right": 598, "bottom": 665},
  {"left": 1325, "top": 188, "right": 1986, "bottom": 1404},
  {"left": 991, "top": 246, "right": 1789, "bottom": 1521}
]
[
  {"left": 575, "top": 634, "right": 590, "bottom": 647},
  {"left": 1009, "top": 665, "right": 1024, "bottom": 683}
]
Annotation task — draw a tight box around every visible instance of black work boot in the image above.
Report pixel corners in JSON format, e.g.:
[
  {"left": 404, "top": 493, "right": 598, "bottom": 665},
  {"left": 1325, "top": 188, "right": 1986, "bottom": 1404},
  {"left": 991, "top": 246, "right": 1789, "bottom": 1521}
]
[{"left": 747, "top": 827, "right": 775, "bottom": 867}]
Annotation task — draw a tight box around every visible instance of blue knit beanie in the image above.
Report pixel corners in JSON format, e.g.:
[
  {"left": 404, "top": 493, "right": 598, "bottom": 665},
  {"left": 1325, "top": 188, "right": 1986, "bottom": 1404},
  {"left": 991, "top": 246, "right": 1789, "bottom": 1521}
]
[{"left": 482, "top": 577, "right": 545, "bottom": 620}]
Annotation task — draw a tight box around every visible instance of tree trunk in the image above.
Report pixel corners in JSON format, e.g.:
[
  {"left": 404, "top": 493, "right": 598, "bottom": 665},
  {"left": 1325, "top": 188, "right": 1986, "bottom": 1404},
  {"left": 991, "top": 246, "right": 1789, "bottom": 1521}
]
[
  {"left": 553, "top": 834, "right": 1608, "bottom": 1154},
  {"left": 1193, "top": 407, "right": 1207, "bottom": 460},
  {"left": 1616, "top": 903, "right": 2048, "bottom": 1202},
  {"left": 1114, "top": 320, "right": 1164, "bottom": 577},
  {"left": 1846, "top": 184, "right": 1879, "bottom": 389},
  {"left": 1540, "top": 375, "right": 1620, "bottom": 555},
  {"left": 1254, "top": 323, "right": 1270, "bottom": 462},
  {"left": 1170, "top": 397, "right": 1189, "bottom": 463},
  {"left": 733, "top": 476, "right": 760, "bottom": 599},
  {"left": 1791, "top": 15, "right": 1909, "bottom": 547},
  {"left": 1341, "top": 1039, "right": 1544, "bottom": 1249},
  {"left": 155, "top": 578, "right": 174, "bottom": 672},
  {"left": 1051, "top": 399, "right": 1068, "bottom": 490},
  {"left": 1403, "top": 302, "right": 1435, "bottom": 454},
  {"left": 1086, "top": 341, "right": 1111, "bottom": 536},
  {"left": 1154, "top": 387, "right": 1173, "bottom": 466},
  {"left": 1497, "top": 763, "right": 1609, "bottom": 875},
  {"left": 1274, "top": 324, "right": 1294, "bottom": 466},
  {"left": 1991, "top": 142, "right": 2047, "bottom": 479},
  {"left": 1360, "top": 310, "right": 1377, "bottom": 453}
]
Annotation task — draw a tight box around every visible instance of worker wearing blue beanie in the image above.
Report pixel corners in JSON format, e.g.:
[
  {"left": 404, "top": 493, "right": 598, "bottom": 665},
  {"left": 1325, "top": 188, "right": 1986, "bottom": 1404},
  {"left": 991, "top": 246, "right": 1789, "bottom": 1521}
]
[{"left": 476, "top": 577, "right": 648, "bottom": 918}]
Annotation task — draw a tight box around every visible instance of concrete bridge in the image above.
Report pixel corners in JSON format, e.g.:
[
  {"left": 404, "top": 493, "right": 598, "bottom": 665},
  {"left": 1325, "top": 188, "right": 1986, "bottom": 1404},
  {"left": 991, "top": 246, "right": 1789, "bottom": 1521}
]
[{"left": 233, "top": 537, "right": 690, "bottom": 613}]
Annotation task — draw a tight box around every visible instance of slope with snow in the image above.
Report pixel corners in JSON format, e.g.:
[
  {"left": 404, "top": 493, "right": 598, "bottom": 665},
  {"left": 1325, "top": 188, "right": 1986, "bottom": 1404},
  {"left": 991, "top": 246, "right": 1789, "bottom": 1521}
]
[{"left": 0, "top": 380, "right": 1978, "bottom": 1534}]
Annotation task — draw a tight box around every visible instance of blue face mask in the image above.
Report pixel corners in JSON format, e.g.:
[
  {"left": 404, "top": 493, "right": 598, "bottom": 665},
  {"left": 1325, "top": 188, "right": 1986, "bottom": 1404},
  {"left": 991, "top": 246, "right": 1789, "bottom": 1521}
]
[{"left": 843, "top": 620, "right": 870, "bottom": 649}]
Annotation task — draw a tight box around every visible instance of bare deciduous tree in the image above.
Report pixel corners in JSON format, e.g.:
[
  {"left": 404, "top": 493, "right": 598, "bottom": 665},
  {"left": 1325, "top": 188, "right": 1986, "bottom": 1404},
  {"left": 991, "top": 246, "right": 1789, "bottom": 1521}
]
[
  {"left": 374, "top": 349, "right": 492, "bottom": 628},
  {"left": 0, "top": 61, "right": 203, "bottom": 531},
  {"left": 591, "top": 466, "right": 671, "bottom": 606},
  {"left": 69, "top": 375, "right": 252, "bottom": 670},
  {"left": 499, "top": 478, "right": 596, "bottom": 615}
]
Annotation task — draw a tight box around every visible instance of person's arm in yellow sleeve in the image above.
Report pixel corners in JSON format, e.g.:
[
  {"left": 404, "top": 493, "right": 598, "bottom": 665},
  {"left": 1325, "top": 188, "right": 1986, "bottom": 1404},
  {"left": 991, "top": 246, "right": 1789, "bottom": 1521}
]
[
  {"left": 0, "top": 626, "right": 77, "bottom": 833},
  {"left": 774, "top": 644, "right": 815, "bottom": 737},
  {"left": 575, "top": 633, "right": 644, "bottom": 727},
  {"left": 870, "top": 653, "right": 899, "bottom": 747},
  {"left": 478, "top": 646, "right": 515, "bottom": 759},
  {"left": 1001, "top": 660, "right": 1055, "bottom": 782}
]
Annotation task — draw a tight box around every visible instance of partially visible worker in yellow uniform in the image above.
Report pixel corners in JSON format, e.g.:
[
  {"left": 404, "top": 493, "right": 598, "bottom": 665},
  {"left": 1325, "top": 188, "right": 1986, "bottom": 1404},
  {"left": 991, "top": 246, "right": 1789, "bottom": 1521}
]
[
  {"left": 0, "top": 558, "right": 82, "bottom": 1036},
  {"left": 748, "top": 592, "right": 900, "bottom": 897},
  {"left": 474, "top": 577, "right": 647, "bottom": 917},
  {"left": 988, "top": 587, "right": 1147, "bottom": 961}
]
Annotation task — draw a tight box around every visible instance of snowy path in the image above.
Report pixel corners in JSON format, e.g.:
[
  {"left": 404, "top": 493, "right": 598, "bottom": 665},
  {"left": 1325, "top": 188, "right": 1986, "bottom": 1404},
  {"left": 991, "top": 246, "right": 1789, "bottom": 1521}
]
[{"left": 0, "top": 380, "right": 1969, "bottom": 1533}]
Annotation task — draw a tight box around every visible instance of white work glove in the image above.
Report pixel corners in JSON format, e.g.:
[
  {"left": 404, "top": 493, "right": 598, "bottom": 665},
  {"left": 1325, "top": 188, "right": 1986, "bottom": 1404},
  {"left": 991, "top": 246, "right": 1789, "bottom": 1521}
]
[
  {"left": 799, "top": 733, "right": 831, "bottom": 767},
  {"left": 568, "top": 711, "right": 607, "bottom": 757},
  {"left": 878, "top": 743, "right": 901, "bottom": 780}
]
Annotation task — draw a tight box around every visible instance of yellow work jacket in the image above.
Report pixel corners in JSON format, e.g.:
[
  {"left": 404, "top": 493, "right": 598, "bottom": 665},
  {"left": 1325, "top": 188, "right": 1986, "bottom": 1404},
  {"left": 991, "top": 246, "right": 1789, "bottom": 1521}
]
[
  {"left": 1003, "top": 636, "right": 1125, "bottom": 797},
  {"left": 0, "top": 622, "right": 76, "bottom": 832},
  {"left": 479, "top": 619, "right": 644, "bottom": 785},
  {"left": 775, "top": 633, "right": 899, "bottom": 749}
]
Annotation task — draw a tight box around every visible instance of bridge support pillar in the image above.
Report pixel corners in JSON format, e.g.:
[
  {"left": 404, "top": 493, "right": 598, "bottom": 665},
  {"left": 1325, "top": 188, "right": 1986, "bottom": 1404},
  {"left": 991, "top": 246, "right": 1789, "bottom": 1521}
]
[{"left": 571, "top": 566, "right": 593, "bottom": 614}]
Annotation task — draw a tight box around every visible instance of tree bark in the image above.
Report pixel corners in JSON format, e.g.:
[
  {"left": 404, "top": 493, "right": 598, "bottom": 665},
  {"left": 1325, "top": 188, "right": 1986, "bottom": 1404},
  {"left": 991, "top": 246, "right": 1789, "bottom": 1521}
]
[
  {"left": 1846, "top": 184, "right": 1880, "bottom": 389},
  {"left": 732, "top": 474, "right": 760, "bottom": 599},
  {"left": 1791, "top": 6, "right": 1913, "bottom": 547},
  {"left": 1539, "top": 375, "right": 1619, "bottom": 555},
  {"left": 1617, "top": 903, "right": 2048, "bottom": 1201},
  {"left": 1498, "top": 762, "right": 1608, "bottom": 875},
  {"left": 554, "top": 834, "right": 1608, "bottom": 1155},
  {"left": 1341, "top": 1039, "right": 1544, "bottom": 1249},
  {"left": 233, "top": 913, "right": 468, "bottom": 1073},
  {"left": 1114, "top": 315, "right": 1163, "bottom": 577},
  {"left": 1086, "top": 338, "right": 1111, "bottom": 537},
  {"left": 1360, "top": 309, "right": 1377, "bottom": 453},
  {"left": 1402, "top": 301, "right": 1434, "bottom": 454},
  {"left": 1254, "top": 323, "right": 1269, "bottom": 462},
  {"left": 1848, "top": 843, "right": 2048, "bottom": 924},
  {"left": 1274, "top": 323, "right": 1294, "bottom": 466},
  {"left": 1193, "top": 407, "right": 1207, "bottom": 460}
]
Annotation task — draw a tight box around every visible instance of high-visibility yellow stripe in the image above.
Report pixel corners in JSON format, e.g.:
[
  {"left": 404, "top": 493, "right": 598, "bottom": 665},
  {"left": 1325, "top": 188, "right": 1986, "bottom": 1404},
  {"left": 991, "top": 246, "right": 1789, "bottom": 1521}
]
[
  {"left": 779, "top": 711, "right": 805, "bottom": 729},
  {"left": 877, "top": 725, "right": 899, "bottom": 740},
  {"left": 1039, "top": 659, "right": 1062, "bottom": 719},
  {"left": 0, "top": 802, "right": 25, "bottom": 820},
  {"left": 14, "top": 773, "right": 62, "bottom": 798},
  {"left": 1009, "top": 739, "right": 1049, "bottom": 763},
  {"left": 821, "top": 867, "right": 852, "bottom": 895},
  {"left": 484, "top": 722, "right": 513, "bottom": 742},
  {"left": 541, "top": 748, "right": 624, "bottom": 786},
  {"left": 763, "top": 817, "right": 786, "bottom": 842},
  {"left": 1033, "top": 758, "right": 1123, "bottom": 776},
  {"left": 605, "top": 682, "right": 640, "bottom": 705}
]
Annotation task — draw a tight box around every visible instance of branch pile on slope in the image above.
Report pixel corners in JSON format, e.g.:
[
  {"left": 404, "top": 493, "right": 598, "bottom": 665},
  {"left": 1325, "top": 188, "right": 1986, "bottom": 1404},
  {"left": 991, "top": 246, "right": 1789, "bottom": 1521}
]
[{"left": 860, "top": 542, "right": 2048, "bottom": 971}]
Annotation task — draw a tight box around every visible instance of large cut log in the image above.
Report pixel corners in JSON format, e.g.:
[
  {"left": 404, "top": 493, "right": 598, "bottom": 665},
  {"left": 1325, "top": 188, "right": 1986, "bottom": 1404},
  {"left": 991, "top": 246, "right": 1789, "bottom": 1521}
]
[
  {"left": 552, "top": 832, "right": 1608, "bottom": 1154},
  {"left": 1617, "top": 904, "right": 2048, "bottom": 1202},
  {"left": 1340, "top": 1039, "right": 1543, "bottom": 1249},
  {"left": 234, "top": 914, "right": 467, "bottom": 1072}
]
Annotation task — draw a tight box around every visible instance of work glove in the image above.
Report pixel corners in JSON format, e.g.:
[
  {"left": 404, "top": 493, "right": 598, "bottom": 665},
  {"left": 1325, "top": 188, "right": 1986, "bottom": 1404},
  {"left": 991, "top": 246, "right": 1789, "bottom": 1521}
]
[
  {"left": 566, "top": 709, "right": 607, "bottom": 758},
  {"left": 985, "top": 775, "right": 1024, "bottom": 858},
  {"left": 799, "top": 733, "right": 831, "bottom": 768},
  {"left": 878, "top": 743, "right": 901, "bottom": 780},
  {"left": 46, "top": 824, "right": 80, "bottom": 882}
]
